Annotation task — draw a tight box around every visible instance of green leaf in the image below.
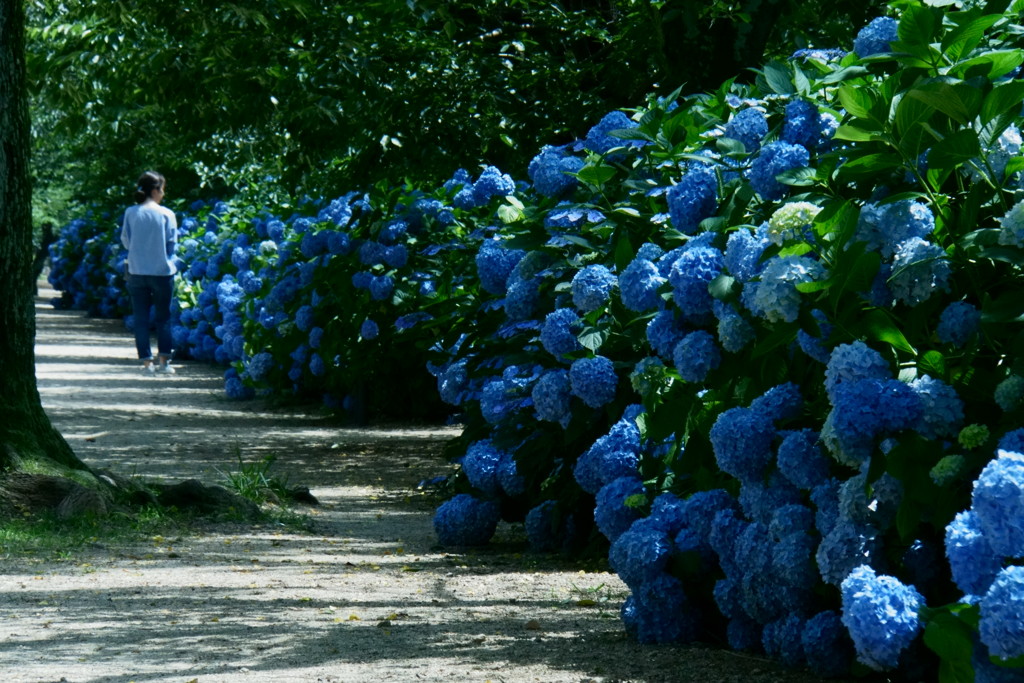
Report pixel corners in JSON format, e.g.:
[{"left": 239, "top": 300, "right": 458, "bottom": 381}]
[
  {"left": 906, "top": 79, "right": 984, "bottom": 125},
  {"left": 819, "top": 65, "right": 870, "bottom": 85},
  {"left": 575, "top": 165, "right": 616, "bottom": 187},
  {"left": 894, "top": 92, "right": 935, "bottom": 139},
  {"left": 708, "top": 274, "right": 737, "bottom": 300},
  {"left": 927, "top": 129, "right": 982, "bottom": 170},
  {"left": 578, "top": 326, "right": 608, "bottom": 352},
  {"left": 832, "top": 125, "right": 884, "bottom": 143},
  {"left": 920, "top": 350, "right": 946, "bottom": 377},
  {"left": 716, "top": 136, "right": 748, "bottom": 156},
  {"left": 941, "top": 13, "right": 1002, "bottom": 62},
  {"left": 838, "top": 85, "right": 876, "bottom": 120},
  {"left": 981, "top": 80, "right": 1024, "bottom": 127},
  {"left": 898, "top": 5, "right": 942, "bottom": 46},
  {"left": 951, "top": 49, "right": 1024, "bottom": 80},
  {"left": 863, "top": 309, "right": 916, "bottom": 354},
  {"left": 982, "top": 294, "right": 1024, "bottom": 323},
  {"left": 762, "top": 61, "right": 795, "bottom": 95},
  {"left": 497, "top": 202, "right": 524, "bottom": 224},
  {"left": 923, "top": 611, "right": 976, "bottom": 679},
  {"left": 776, "top": 167, "right": 817, "bottom": 186}
]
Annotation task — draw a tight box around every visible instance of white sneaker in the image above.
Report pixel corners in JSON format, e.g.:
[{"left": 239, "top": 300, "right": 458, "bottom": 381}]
[
  {"left": 142, "top": 364, "right": 156, "bottom": 376},
  {"left": 156, "top": 364, "right": 176, "bottom": 375}
]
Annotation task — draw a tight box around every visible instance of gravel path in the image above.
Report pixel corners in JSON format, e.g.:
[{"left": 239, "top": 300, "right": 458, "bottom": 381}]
[{"left": 0, "top": 287, "right": 849, "bottom": 683}]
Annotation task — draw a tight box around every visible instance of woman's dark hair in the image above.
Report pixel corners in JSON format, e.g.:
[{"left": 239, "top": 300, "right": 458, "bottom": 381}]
[{"left": 134, "top": 171, "right": 165, "bottom": 204}]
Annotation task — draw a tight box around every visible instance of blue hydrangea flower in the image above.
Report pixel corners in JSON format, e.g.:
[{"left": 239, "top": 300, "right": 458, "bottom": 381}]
[
  {"left": 594, "top": 476, "right": 645, "bottom": 542},
  {"left": 841, "top": 565, "right": 924, "bottom": 671},
  {"left": 525, "top": 500, "right": 571, "bottom": 552},
  {"left": 812, "top": 478, "right": 842, "bottom": 537},
  {"left": 797, "top": 308, "right": 833, "bottom": 364},
  {"left": 359, "top": 240, "right": 386, "bottom": 266},
  {"left": 724, "top": 224, "right": 771, "bottom": 282},
  {"left": 571, "top": 264, "right": 617, "bottom": 312},
  {"left": 540, "top": 308, "right": 582, "bottom": 358},
  {"left": 621, "top": 574, "right": 698, "bottom": 644},
  {"left": 246, "top": 351, "right": 275, "bottom": 381},
  {"left": 749, "top": 142, "right": 810, "bottom": 201},
  {"left": 998, "top": 200, "right": 1024, "bottom": 247},
  {"left": 504, "top": 276, "right": 540, "bottom": 321},
  {"left": 724, "top": 107, "right": 769, "bottom": 153},
  {"left": 972, "top": 450, "right": 1024, "bottom": 557},
  {"left": 497, "top": 450, "right": 525, "bottom": 496},
  {"left": 433, "top": 494, "right": 501, "bottom": 546},
  {"left": 573, "top": 411, "right": 642, "bottom": 493},
  {"left": 782, "top": 99, "right": 820, "bottom": 150},
  {"left": 472, "top": 166, "right": 516, "bottom": 204},
  {"left": 802, "top": 611, "right": 854, "bottom": 678},
  {"left": 854, "top": 17, "right": 898, "bottom": 57},
  {"left": 368, "top": 274, "right": 394, "bottom": 301},
  {"left": 528, "top": 145, "right": 584, "bottom": 198},
  {"left": 710, "top": 407, "right": 776, "bottom": 482},
  {"left": 583, "top": 110, "right": 641, "bottom": 156},
  {"left": 532, "top": 369, "right": 572, "bottom": 425},
  {"left": 646, "top": 309, "right": 687, "bottom": 359},
  {"left": 909, "top": 375, "right": 964, "bottom": 440},
  {"left": 712, "top": 300, "right": 755, "bottom": 353},
  {"left": 666, "top": 163, "right": 718, "bottom": 234},
  {"left": 945, "top": 510, "right": 1003, "bottom": 597},
  {"left": 620, "top": 255, "right": 666, "bottom": 312},
  {"left": 750, "top": 382, "right": 803, "bottom": 423},
  {"left": 672, "top": 330, "right": 721, "bottom": 382},
  {"left": 772, "top": 532, "right": 818, "bottom": 590},
  {"left": 461, "top": 439, "right": 505, "bottom": 496},
  {"left": 569, "top": 356, "right": 618, "bottom": 408},
  {"left": 980, "top": 566, "right": 1024, "bottom": 660},
  {"left": 359, "top": 318, "right": 379, "bottom": 340},
  {"left": 937, "top": 301, "right": 981, "bottom": 348},
  {"left": 739, "top": 474, "right": 802, "bottom": 526},
  {"left": 609, "top": 518, "right": 673, "bottom": 588},
  {"left": 777, "top": 429, "right": 830, "bottom": 490},
  {"left": 742, "top": 255, "right": 824, "bottom": 323},
  {"left": 824, "top": 379, "right": 923, "bottom": 466},
  {"left": 889, "top": 237, "right": 951, "bottom": 306},
  {"left": 762, "top": 614, "right": 806, "bottom": 668},
  {"left": 668, "top": 245, "right": 723, "bottom": 322},
  {"left": 225, "top": 375, "right": 255, "bottom": 400},
  {"left": 383, "top": 244, "right": 408, "bottom": 268},
  {"left": 996, "top": 375, "right": 1024, "bottom": 411},
  {"left": 825, "top": 341, "right": 891, "bottom": 403},
  {"left": 475, "top": 240, "right": 525, "bottom": 295},
  {"left": 855, "top": 200, "right": 936, "bottom": 259},
  {"left": 817, "top": 521, "right": 881, "bottom": 586}
]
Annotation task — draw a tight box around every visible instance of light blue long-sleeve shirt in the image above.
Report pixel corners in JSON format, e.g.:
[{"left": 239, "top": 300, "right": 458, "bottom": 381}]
[{"left": 121, "top": 202, "right": 178, "bottom": 276}]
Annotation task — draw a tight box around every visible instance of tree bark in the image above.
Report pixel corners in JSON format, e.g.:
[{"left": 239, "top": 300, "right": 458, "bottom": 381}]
[{"left": 0, "top": 0, "right": 82, "bottom": 472}]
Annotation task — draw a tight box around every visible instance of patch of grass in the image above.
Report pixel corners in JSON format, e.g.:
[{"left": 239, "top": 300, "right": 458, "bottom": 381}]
[
  {"left": 0, "top": 503, "right": 189, "bottom": 560},
  {"left": 219, "top": 452, "right": 293, "bottom": 505}
]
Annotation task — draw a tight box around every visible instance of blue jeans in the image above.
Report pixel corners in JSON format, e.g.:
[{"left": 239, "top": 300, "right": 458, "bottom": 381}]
[{"left": 128, "top": 274, "right": 173, "bottom": 360}]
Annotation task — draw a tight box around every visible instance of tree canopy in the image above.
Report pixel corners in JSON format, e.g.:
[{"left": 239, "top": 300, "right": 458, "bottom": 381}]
[{"left": 27, "top": 0, "right": 882, "bottom": 214}]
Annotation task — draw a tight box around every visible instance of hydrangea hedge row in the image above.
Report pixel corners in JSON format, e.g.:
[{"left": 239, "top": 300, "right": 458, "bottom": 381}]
[{"left": 46, "top": 1, "right": 1024, "bottom": 679}]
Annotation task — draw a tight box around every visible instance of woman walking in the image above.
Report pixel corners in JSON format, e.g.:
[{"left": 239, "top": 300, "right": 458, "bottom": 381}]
[{"left": 121, "top": 170, "right": 178, "bottom": 375}]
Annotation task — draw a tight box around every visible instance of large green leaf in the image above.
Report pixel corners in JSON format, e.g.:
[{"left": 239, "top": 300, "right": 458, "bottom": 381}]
[
  {"left": 905, "top": 79, "right": 983, "bottom": 125},
  {"left": 941, "top": 12, "right": 1002, "bottom": 62},
  {"left": 980, "top": 79, "right": 1024, "bottom": 126},
  {"left": 927, "top": 129, "right": 982, "bottom": 170},
  {"left": 862, "top": 309, "right": 916, "bottom": 355}
]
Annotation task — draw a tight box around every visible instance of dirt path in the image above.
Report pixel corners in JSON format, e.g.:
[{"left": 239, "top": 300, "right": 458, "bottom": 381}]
[{"left": 0, "top": 286, "right": 840, "bottom": 683}]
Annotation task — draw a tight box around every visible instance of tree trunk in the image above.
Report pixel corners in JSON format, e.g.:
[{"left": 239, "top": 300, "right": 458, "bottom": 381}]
[{"left": 0, "top": 0, "right": 83, "bottom": 472}]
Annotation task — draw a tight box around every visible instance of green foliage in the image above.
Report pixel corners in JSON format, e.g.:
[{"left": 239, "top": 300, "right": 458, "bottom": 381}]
[{"left": 219, "top": 452, "right": 292, "bottom": 506}]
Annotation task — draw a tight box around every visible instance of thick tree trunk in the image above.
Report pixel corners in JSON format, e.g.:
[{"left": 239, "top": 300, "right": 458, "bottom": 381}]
[{"left": 0, "top": 0, "right": 82, "bottom": 472}]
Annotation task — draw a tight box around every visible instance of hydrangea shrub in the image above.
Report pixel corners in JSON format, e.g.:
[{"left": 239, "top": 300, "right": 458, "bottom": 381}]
[{"left": 46, "top": 1, "right": 1024, "bottom": 678}]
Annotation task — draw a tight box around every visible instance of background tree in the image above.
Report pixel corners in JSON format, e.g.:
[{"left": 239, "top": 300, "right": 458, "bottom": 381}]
[
  {"left": 0, "top": 0, "right": 81, "bottom": 471},
  {"left": 27, "top": 0, "right": 883, "bottom": 216}
]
